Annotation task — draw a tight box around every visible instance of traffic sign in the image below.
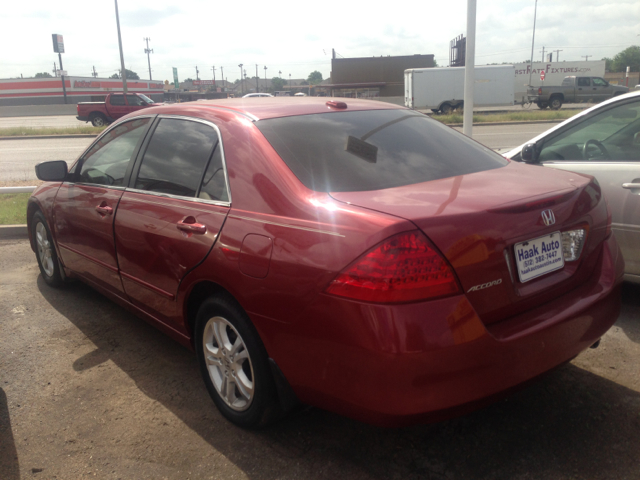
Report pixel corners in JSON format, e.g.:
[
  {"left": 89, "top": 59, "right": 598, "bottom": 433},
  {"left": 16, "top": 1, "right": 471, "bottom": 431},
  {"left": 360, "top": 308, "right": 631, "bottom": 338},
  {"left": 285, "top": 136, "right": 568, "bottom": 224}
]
[{"left": 540, "top": 71, "right": 546, "bottom": 81}]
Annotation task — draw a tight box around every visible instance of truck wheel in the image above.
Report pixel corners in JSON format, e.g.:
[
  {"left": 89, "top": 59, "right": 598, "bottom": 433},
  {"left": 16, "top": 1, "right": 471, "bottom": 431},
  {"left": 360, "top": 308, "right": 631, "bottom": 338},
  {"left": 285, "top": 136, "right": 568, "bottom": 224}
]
[
  {"left": 537, "top": 102, "right": 548, "bottom": 109},
  {"left": 440, "top": 103, "right": 453, "bottom": 115},
  {"left": 549, "top": 96, "right": 563, "bottom": 110},
  {"left": 90, "top": 114, "right": 107, "bottom": 127}
]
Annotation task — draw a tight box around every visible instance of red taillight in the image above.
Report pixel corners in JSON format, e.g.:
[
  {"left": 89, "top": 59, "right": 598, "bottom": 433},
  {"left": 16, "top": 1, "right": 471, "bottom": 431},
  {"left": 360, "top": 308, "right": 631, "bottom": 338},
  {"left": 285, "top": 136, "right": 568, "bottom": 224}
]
[
  {"left": 538, "top": 87, "right": 542, "bottom": 95},
  {"left": 326, "top": 231, "right": 461, "bottom": 304}
]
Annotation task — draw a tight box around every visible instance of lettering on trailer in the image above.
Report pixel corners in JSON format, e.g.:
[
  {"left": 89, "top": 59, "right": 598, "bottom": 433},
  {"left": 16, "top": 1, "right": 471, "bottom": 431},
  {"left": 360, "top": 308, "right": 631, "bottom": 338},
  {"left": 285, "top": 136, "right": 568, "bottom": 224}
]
[
  {"left": 514, "top": 64, "right": 595, "bottom": 76},
  {"left": 74, "top": 81, "right": 101, "bottom": 88}
]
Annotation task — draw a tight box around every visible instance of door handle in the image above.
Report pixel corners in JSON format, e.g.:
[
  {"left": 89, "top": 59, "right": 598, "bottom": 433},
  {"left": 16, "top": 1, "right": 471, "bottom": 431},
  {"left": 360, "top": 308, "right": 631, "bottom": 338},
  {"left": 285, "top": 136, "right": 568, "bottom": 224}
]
[
  {"left": 95, "top": 204, "right": 113, "bottom": 215},
  {"left": 622, "top": 183, "right": 640, "bottom": 189},
  {"left": 177, "top": 217, "right": 207, "bottom": 234}
]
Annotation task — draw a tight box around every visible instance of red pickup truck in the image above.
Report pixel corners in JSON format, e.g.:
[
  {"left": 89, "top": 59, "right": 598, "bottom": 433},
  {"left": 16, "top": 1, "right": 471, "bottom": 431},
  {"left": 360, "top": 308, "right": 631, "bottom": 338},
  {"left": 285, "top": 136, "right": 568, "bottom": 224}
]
[{"left": 76, "top": 92, "right": 162, "bottom": 127}]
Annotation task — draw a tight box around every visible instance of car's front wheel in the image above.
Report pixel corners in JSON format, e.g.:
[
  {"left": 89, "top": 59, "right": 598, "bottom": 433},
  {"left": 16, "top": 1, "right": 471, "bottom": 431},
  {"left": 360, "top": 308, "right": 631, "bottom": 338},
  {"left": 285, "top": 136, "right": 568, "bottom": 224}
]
[
  {"left": 90, "top": 113, "right": 107, "bottom": 127},
  {"left": 195, "top": 294, "right": 281, "bottom": 428},
  {"left": 32, "top": 211, "right": 64, "bottom": 287}
]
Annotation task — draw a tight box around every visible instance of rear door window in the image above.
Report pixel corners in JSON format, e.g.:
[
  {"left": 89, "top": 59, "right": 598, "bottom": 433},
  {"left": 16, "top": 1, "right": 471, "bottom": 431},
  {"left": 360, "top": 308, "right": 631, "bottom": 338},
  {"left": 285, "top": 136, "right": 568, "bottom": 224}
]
[
  {"left": 256, "top": 109, "right": 507, "bottom": 192},
  {"left": 134, "top": 118, "right": 229, "bottom": 200},
  {"left": 110, "top": 95, "right": 126, "bottom": 106}
]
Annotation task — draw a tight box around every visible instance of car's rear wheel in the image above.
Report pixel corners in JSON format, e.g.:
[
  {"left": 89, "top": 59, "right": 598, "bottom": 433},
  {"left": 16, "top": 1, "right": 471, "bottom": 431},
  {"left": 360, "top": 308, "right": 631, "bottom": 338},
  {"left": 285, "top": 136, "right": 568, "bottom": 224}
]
[
  {"left": 90, "top": 113, "right": 107, "bottom": 127},
  {"left": 440, "top": 103, "right": 453, "bottom": 115},
  {"left": 195, "top": 294, "right": 280, "bottom": 428},
  {"left": 32, "top": 211, "right": 64, "bottom": 287},
  {"left": 549, "top": 96, "right": 563, "bottom": 110}
]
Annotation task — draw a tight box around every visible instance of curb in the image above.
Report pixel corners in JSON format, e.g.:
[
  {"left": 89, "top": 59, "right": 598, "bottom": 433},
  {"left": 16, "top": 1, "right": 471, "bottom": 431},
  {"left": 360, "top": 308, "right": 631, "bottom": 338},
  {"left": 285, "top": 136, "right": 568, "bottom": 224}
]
[
  {"left": 0, "top": 134, "right": 98, "bottom": 141},
  {"left": 0, "top": 224, "right": 28, "bottom": 239}
]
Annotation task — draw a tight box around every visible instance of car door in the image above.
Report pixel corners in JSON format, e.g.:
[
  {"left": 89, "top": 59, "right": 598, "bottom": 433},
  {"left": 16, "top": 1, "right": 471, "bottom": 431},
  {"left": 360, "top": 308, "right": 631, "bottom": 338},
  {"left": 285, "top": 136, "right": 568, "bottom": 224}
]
[
  {"left": 114, "top": 116, "right": 230, "bottom": 331},
  {"left": 53, "top": 117, "right": 153, "bottom": 295},
  {"left": 107, "top": 94, "right": 129, "bottom": 119},
  {"left": 125, "top": 94, "right": 150, "bottom": 114},
  {"left": 535, "top": 97, "right": 640, "bottom": 278},
  {"left": 592, "top": 77, "right": 611, "bottom": 103},
  {"left": 575, "top": 77, "right": 592, "bottom": 103}
]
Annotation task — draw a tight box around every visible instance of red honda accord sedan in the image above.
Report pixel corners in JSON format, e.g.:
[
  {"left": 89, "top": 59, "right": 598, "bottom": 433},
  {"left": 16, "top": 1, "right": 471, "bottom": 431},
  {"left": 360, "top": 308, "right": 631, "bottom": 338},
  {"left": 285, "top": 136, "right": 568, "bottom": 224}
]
[{"left": 28, "top": 98, "right": 624, "bottom": 428}]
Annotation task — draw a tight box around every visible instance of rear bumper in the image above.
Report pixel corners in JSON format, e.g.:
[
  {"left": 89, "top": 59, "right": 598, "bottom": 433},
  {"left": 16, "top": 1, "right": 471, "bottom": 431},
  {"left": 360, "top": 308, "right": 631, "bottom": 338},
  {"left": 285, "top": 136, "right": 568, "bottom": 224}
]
[
  {"left": 266, "top": 234, "right": 624, "bottom": 426},
  {"left": 76, "top": 115, "right": 89, "bottom": 122}
]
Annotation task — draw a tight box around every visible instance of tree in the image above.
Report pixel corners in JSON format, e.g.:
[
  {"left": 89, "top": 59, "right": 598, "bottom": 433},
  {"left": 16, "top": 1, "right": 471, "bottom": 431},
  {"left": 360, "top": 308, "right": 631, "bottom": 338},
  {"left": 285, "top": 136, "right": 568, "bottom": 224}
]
[
  {"left": 602, "top": 57, "right": 613, "bottom": 72},
  {"left": 271, "top": 77, "right": 286, "bottom": 92},
  {"left": 432, "top": 59, "right": 439, "bottom": 67},
  {"left": 109, "top": 69, "right": 141, "bottom": 80},
  {"left": 35, "top": 72, "right": 53, "bottom": 78},
  {"left": 610, "top": 46, "right": 640, "bottom": 73},
  {"left": 307, "top": 70, "right": 323, "bottom": 85}
]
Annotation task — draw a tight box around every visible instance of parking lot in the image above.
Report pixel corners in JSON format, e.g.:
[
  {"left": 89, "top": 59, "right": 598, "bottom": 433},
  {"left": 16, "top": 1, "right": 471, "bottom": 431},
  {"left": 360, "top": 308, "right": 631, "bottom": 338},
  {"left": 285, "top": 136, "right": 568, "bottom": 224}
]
[{"left": 1, "top": 237, "right": 639, "bottom": 480}]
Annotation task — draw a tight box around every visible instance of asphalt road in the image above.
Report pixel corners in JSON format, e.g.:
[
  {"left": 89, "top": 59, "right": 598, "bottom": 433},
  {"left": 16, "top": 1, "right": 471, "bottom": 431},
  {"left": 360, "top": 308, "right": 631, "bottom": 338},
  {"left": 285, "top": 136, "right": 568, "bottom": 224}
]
[
  {"left": 0, "top": 123, "right": 555, "bottom": 183},
  {"left": 1, "top": 238, "right": 638, "bottom": 479}
]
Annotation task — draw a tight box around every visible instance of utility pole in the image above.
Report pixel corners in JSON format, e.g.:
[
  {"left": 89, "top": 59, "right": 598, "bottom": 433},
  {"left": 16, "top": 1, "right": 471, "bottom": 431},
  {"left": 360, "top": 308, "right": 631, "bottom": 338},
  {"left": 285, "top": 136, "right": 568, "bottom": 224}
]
[
  {"left": 289, "top": 73, "right": 291, "bottom": 91},
  {"left": 553, "top": 49, "right": 563, "bottom": 62},
  {"left": 195, "top": 65, "right": 199, "bottom": 80},
  {"left": 212, "top": 66, "right": 216, "bottom": 89},
  {"left": 582, "top": 55, "right": 591, "bottom": 61},
  {"left": 144, "top": 37, "right": 153, "bottom": 80},
  {"left": 255, "top": 64, "right": 259, "bottom": 92},
  {"left": 528, "top": 0, "right": 538, "bottom": 87},
  {"left": 540, "top": 46, "right": 546, "bottom": 62},
  {"left": 238, "top": 64, "right": 243, "bottom": 94},
  {"left": 92, "top": 66, "right": 98, "bottom": 77},
  {"left": 114, "top": 0, "right": 128, "bottom": 94},
  {"left": 220, "top": 67, "right": 224, "bottom": 89},
  {"left": 264, "top": 66, "right": 267, "bottom": 91},
  {"left": 52, "top": 62, "right": 58, "bottom": 77}
]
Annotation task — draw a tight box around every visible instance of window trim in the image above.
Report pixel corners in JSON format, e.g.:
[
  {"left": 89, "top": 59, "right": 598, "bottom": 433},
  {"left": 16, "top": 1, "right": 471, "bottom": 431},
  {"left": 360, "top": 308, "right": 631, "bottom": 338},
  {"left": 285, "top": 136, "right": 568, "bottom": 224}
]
[{"left": 127, "top": 114, "right": 232, "bottom": 206}]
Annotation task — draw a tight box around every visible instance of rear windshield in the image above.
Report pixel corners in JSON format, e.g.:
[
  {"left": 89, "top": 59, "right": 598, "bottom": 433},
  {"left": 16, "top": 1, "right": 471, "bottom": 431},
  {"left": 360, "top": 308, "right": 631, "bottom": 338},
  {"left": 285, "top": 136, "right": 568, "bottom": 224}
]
[{"left": 256, "top": 109, "right": 507, "bottom": 192}]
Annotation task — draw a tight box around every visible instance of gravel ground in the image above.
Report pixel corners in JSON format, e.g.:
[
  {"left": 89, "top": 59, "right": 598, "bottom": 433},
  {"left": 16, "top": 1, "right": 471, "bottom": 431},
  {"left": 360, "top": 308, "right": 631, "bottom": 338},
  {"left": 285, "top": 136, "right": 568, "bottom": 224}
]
[{"left": 1, "top": 238, "right": 639, "bottom": 480}]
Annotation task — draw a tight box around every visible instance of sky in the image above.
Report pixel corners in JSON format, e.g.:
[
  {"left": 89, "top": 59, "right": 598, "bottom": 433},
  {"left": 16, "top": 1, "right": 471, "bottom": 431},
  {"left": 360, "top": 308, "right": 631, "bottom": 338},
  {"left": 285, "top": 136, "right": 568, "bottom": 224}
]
[{"left": 2, "top": 0, "right": 639, "bottom": 83}]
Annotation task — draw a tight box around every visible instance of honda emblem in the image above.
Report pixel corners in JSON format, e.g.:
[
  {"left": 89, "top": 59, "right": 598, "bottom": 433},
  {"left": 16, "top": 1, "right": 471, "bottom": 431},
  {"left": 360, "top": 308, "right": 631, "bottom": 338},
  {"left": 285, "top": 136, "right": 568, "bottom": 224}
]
[{"left": 541, "top": 209, "right": 556, "bottom": 226}]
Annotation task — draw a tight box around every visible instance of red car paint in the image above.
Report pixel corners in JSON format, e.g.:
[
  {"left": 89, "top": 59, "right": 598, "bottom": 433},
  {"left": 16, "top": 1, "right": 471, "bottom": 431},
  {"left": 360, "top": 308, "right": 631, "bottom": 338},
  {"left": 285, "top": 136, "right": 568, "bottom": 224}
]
[{"left": 29, "top": 98, "right": 624, "bottom": 427}]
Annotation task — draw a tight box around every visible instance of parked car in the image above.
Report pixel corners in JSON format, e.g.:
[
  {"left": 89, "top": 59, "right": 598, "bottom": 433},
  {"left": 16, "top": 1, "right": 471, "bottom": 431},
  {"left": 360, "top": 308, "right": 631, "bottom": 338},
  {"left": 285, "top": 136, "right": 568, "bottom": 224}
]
[
  {"left": 242, "top": 93, "right": 273, "bottom": 98},
  {"left": 76, "top": 93, "right": 162, "bottom": 127},
  {"left": 506, "top": 90, "right": 640, "bottom": 283},
  {"left": 29, "top": 98, "right": 623, "bottom": 428},
  {"left": 527, "top": 76, "right": 629, "bottom": 110}
]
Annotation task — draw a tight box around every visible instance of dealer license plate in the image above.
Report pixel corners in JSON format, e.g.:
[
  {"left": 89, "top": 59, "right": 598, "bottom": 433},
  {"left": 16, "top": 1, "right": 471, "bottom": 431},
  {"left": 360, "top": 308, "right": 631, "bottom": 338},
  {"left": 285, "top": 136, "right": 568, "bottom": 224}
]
[{"left": 514, "top": 232, "right": 564, "bottom": 283}]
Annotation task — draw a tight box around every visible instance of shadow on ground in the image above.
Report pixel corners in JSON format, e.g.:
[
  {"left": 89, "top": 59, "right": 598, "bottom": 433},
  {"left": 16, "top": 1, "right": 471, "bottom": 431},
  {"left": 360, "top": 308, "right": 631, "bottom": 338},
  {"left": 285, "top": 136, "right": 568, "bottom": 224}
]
[
  {"left": 0, "top": 388, "right": 20, "bottom": 480},
  {"left": 38, "top": 278, "right": 640, "bottom": 480}
]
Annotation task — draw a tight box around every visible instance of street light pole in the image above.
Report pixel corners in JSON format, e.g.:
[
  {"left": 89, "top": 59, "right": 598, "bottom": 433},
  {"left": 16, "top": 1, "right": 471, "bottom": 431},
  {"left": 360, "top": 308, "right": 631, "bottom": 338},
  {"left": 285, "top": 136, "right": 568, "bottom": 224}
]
[
  {"left": 212, "top": 66, "right": 216, "bottom": 89},
  {"left": 114, "top": 0, "right": 128, "bottom": 94},
  {"left": 462, "top": 0, "right": 476, "bottom": 137},
  {"left": 255, "top": 64, "right": 259, "bottom": 92},
  {"left": 264, "top": 66, "right": 267, "bottom": 92},
  {"left": 238, "top": 64, "right": 243, "bottom": 94}
]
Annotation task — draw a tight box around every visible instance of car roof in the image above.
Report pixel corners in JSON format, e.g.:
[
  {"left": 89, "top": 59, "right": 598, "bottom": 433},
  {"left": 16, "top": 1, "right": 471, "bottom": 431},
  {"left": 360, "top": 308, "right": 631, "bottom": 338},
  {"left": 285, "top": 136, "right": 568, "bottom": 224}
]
[
  {"left": 505, "top": 89, "right": 640, "bottom": 158},
  {"left": 140, "top": 97, "right": 405, "bottom": 121}
]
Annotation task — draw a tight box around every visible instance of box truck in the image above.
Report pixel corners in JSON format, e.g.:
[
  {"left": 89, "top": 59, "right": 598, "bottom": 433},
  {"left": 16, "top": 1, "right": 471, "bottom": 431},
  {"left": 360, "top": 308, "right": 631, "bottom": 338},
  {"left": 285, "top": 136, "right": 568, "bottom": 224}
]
[{"left": 405, "top": 65, "right": 515, "bottom": 113}]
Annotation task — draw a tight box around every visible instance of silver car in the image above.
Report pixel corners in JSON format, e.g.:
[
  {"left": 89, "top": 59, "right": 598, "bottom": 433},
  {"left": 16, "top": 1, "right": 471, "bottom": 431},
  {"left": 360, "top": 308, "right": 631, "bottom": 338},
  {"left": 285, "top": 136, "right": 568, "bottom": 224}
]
[{"left": 506, "top": 90, "right": 640, "bottom": 283}]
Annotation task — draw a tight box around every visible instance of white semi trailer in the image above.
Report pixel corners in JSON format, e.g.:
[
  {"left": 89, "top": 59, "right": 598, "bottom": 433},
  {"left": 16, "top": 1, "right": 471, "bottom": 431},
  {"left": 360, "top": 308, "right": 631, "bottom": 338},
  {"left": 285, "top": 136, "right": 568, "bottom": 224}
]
[{"left": 404, "top": 65, "right": 515, "bottom": 113}]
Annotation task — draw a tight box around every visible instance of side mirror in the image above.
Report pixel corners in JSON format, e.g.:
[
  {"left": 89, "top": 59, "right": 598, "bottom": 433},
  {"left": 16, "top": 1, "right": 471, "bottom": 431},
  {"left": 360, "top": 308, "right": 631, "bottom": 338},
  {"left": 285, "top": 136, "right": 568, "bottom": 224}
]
[
  {"left": 35, "top": 161, "right": 68, "bottom": 181},
  {"left": 521, "top": 143, "right": 539, "bottom": 164}
]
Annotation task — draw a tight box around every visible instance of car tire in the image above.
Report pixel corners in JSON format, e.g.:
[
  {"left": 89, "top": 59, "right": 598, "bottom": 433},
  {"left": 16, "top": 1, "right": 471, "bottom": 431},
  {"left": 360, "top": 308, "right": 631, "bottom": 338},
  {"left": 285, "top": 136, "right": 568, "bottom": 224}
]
[
  {"left": 195, "top": 293, "right": 281, "bottom": 428},
  {"left": 90, "top": 114, "right": 107, "bottom": 127},
  {"left": 440, "top": 103, "right": 453, "bottom": 115},
  {"left": 549, "top": 96, "right": 563, "bottom": 110},
  {"left": 32, "top": 210, "right": 64, "bottom": 287}
]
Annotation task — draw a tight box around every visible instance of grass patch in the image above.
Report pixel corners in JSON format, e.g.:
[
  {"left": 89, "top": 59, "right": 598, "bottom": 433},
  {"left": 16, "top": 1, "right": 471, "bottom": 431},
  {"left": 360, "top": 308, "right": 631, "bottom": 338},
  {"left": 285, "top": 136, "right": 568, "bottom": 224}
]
[
  {"left": 433, "top": 109, "right": 579, "bottom": 124},
  {"left": 0, "top": 193, "right": 30, "bottom": 225},
  {"left": 0, "top": 125, "right": 105, "bottom": 137}
]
